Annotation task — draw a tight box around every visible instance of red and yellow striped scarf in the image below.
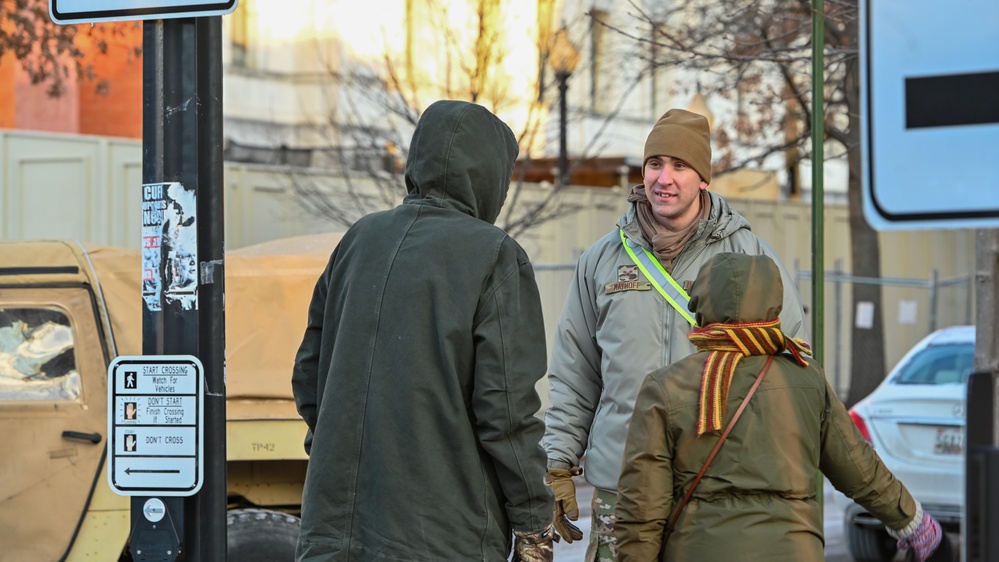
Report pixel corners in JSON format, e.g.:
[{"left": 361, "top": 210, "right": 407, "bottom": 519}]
[{"left": 687, "top": 318, "right": 812, "bottom": 434}]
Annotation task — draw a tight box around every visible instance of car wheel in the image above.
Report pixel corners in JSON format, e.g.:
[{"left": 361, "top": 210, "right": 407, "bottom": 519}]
[
  {"left": 227, "top": 508, "right": 300, "bottom": 562},
  {"left": 843, "top": 520, "right": 898, "bottom": 562}
]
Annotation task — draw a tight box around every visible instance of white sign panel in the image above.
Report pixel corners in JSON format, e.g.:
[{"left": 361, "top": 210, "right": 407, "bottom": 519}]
[
  {"left": 107, "top": 355, "right": 204, "bottom": 496},
  {"left": 861, "top": 0, "right": 999, "bottom": 230},
  {"left": 50, "top": 0, "right": 237, "bottom": 24}
]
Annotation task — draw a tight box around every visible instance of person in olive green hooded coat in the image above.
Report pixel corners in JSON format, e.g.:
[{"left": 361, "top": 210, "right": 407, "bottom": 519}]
[
  {"left": 615, "top": 252, "right": 942, "bottom": 562},
  {"left": 292, "top": 100, "right": 555, "bottom": 561}
]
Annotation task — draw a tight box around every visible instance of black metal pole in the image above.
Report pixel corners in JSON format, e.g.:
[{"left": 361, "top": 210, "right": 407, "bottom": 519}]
[
  {"left": 142, "top": 20, "right": 166, "bottom": 357},
  {"left": 139, "top": 22, "right": 182, "bottom": 562},
  {"left": 966, "top": 229, "right": 999, "bottom": 561},
  {"left": 194, "top": 15, "right": 227, "bottom": 562},
  {"left": 139, "top": 18, "right": 207, "bottom": 561},
  {"left": 557, "top": 72, "right": 569, "bottom": 186},
  {"left": 143, "top": 18, "right": 199, "bottom": 355}
]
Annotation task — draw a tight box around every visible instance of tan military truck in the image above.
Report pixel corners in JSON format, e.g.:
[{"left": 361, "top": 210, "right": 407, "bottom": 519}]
[{"left": 0, "top": 233, "right": 341, "bottom": 561}]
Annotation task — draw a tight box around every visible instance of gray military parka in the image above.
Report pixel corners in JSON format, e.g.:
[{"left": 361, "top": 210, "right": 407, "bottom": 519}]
[
  {"left": 292, "top": 101, "right": 552, "bottom": 561},
  {"left": 615, "top": 253, "right": 917, "bottom": 561},
  {"left": 543, "top": 193, "right": 809, "bottom": 491}
]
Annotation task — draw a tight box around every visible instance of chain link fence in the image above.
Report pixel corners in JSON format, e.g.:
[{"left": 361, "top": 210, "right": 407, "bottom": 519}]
[{"left": 795, "top": 259, "right": 974, "bottom": 398}]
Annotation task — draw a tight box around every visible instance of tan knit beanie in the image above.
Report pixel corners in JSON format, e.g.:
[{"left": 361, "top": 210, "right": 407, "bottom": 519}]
[{"left": 643, "top": 108, "right": 712, "bottom": 183}]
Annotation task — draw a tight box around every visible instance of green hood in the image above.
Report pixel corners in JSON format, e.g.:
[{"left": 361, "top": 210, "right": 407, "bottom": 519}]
[
  {"left": 403, "top": 100, "right": 519, "bottom": 225},
  {"left": 688, "top": 252, "right": 784, "bottom": 326}
]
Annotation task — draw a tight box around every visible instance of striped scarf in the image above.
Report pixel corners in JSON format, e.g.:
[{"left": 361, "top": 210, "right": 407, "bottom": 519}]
[{"left": 687, "top": 318, "right": 812, "bottom": 434}]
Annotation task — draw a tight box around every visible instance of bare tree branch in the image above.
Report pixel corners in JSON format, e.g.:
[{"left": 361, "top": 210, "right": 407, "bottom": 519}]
[
  {"left": 606, "top": 0, "right": 883, "bottom": 401},
  {"left": 288, "top": 0, "right": 625, "bottom": 239},
  {"left": 1, "top": 0, "right": 140, "bottom": 97}
]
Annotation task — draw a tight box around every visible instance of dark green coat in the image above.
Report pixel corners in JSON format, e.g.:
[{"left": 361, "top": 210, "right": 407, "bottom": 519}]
[
  {"left": 615, "top": 253, "right": 917, "bottom": 561},
  {"left": 292, "top": 101, "right": 552, "bottom": 561}
]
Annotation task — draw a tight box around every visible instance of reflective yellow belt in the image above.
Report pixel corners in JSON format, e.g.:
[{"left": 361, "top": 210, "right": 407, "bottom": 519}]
[{"left": 619, "top": 229, "right": 696, "bottom": 326}]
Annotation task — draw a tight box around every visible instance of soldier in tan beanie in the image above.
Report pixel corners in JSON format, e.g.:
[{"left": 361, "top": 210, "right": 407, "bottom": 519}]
[
  {"left": 543, "top": 107, "right": 809, "bottom": 560},
  {"left": 643, "top": 108, "right": 712, "bottom": 184}
]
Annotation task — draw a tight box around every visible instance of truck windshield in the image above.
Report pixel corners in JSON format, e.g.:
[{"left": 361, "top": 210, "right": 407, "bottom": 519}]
[{"left": 0, "top": 307, "right": 80, "bottom": 401}]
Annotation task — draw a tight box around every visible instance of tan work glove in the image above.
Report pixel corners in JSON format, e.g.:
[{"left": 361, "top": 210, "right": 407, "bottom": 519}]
[
  {"left": 511, "top": 525, "right": 557, "bottom": 562},
  {"left": 544, "top": 466, "right": 584, "bottom": 543}
]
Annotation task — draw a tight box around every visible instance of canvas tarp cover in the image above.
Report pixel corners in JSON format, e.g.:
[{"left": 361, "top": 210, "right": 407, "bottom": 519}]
[{"left": 84, "top": 232, "right": 341, "bottom": 403}]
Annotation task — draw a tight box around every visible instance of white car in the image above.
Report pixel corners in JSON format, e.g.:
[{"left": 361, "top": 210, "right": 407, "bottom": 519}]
[{"left": 837, "top": 325, "right": 972, "bottom": 562}]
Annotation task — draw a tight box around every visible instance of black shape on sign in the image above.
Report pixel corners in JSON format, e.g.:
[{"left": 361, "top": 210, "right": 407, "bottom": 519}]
[{"left": 906, "top": 71, "right": 999, "bottom": 129}]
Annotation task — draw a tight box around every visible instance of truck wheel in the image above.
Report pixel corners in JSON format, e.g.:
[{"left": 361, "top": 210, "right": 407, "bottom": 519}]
[
  {"left": 227, "top": 508, "right": 300, "bottom": 562},
  {"left": 843, "top": 520, "right": 897, "bottom": 562}
]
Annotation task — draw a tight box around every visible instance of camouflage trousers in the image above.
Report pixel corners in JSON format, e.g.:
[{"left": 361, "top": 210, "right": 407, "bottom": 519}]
[{"left": 584, "top": 487, "right": 618, "bottom": 562}]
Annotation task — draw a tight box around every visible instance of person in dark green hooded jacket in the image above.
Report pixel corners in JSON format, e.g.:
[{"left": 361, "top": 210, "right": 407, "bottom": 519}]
[
  {"left": 615, "top": 252, "right": 942, "bottom": 562},
  {"left": 292, "top": 100, "right": 556, "bottom": 561}
]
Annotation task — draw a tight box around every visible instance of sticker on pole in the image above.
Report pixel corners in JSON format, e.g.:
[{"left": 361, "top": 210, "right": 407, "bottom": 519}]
[
  {"left": 142, "top": 182, "right": 199, "bottom": 313},
  {"left": 107, "top": 355, "right": 204, "bottom": 496}
]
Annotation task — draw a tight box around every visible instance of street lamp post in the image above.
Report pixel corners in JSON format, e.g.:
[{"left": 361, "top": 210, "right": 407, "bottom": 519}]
[{"left": 548, "top": 28, "right": 579, "bottom": 187}]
